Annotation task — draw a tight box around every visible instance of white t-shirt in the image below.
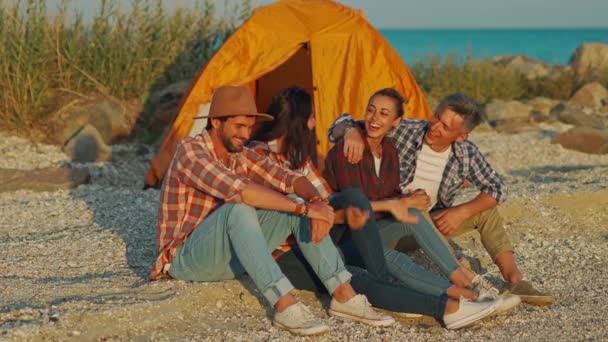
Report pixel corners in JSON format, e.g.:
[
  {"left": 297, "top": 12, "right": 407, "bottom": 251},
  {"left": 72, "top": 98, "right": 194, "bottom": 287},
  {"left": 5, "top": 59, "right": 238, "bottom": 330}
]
[
  {"left": 405, "top": 143, "right": 451, "bottom": 209},
  {"left": 373, "top": 156, "right": 382, "bottom": 177}
]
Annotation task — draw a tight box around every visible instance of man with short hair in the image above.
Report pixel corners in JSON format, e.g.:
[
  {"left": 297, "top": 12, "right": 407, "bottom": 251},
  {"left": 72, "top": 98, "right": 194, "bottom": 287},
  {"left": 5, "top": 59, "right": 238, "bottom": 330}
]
[
  {"left": 150, "top": 86, "right": 394, "bottom": 336},
  {"left": 327, "top": 93, "right": 553, "bottom": 306}
]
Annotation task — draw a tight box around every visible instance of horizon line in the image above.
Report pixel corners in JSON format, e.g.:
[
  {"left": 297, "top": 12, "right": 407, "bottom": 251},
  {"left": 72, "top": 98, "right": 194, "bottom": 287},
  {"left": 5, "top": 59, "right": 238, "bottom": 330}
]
[{"left": 376, "top": 26, "right": 608, "bottom": 30}]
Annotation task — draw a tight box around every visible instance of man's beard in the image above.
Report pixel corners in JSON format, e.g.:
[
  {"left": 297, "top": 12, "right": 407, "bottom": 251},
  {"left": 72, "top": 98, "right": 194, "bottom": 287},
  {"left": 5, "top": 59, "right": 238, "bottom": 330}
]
[{"left": 219, "top": 131, "right": 244, "bottom": 153}]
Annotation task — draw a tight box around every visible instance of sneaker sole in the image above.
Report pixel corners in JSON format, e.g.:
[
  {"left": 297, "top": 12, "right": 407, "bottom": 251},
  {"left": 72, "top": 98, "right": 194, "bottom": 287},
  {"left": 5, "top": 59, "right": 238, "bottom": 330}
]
[
  {"left": 328, "top": 309, "right": 396, "bottom": 327},
  {"left": 445, "top": 302, "right": 497, "bottom": 330},
  {"left": 273, "top": 321, "right": 330, "bottom": 336}
]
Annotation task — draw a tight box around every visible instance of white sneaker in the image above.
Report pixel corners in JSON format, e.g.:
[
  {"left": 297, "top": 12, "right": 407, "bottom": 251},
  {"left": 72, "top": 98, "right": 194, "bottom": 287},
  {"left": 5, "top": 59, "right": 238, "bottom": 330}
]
[
  {"left": 273, "top": 302, "right": 330, "bottom": 336},
  {"left": 485, "top": 291, "right": 522, "bottom": 315},
  {"left": 472, "top": 274, "right": 500, "bottom": 300},
  {"left": 473, "top": 275, "right": 521, "bottom": 315},
  {"left": 443, "top": 297, "right": 498, "bottom": 330},
  {"left": 329, "top": 294, "right": 396, "bottom": 327}
]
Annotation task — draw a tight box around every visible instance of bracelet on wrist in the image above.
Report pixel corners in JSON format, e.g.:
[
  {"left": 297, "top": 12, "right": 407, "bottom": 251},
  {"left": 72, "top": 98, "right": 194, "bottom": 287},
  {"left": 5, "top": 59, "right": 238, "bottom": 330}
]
[
  {"left": 302, "top": 202, "right": 309, "bottom": 217},
  {"left": 308, "top": 195, "right": 325, "bottom": 204},
  {"left": 295, "top": 202, "right": 309, "bottom": 217}
]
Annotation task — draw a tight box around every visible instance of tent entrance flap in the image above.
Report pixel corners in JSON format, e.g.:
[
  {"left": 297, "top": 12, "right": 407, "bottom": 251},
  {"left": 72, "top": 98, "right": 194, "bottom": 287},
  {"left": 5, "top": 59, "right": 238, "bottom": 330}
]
[{"left": 255, "top": 44, "right": 313, "bottom": 113}]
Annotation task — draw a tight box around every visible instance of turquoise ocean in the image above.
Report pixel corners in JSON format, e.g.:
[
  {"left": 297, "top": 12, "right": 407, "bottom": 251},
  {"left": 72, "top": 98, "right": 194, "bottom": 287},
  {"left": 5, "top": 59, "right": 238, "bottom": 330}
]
[{"left": 379, "top": 28, "right": 608, "bottom": 65}]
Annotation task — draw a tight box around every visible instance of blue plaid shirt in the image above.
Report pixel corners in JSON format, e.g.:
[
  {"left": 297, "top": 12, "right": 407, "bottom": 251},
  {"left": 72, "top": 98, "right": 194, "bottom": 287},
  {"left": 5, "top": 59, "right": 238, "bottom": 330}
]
[{"left": 328, "top": 114, "right": 507, "bottom": 210}]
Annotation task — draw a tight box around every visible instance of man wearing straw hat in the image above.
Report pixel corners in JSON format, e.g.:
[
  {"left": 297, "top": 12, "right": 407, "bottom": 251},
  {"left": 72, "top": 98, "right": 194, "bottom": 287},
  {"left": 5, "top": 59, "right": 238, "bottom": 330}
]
[{"left": 149, "top": 86, "right": 394, "bottom": 336}]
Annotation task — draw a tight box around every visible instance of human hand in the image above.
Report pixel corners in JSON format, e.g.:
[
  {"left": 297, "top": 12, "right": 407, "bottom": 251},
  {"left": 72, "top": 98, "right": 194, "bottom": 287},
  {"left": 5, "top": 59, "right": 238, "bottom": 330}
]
[
  {"left": 404, "top": 190, "right": 431, "bottom": 211},
  {"left": 344, "top": 206, "right": 370, "bottom": 230},
  {"left": 343, "top": 127, "right": 365, "bottom": 164},
  {"left": 307, "top": 202, "right": 335, "bottom": 244},
  {"left": 389, "top": 199, "right": 419, "bottom": 224},
  {"left": 431, "top": 207, "right": 470, "bottom": 236}
]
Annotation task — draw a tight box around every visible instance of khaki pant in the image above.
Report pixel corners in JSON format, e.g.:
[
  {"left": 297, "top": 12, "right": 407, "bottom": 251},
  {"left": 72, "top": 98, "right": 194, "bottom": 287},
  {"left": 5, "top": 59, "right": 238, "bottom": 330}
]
[{"left": 392, "top": 207, "right": 513, "bottom": 261}]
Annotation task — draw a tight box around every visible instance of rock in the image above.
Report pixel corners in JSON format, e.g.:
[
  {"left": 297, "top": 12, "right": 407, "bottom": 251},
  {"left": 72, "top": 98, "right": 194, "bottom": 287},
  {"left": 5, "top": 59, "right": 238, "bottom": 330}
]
[
  {"left": 485, "top": 99, "right": 533, "bottom": 122},
  {"left": 549, "top": 102, "right": 606, "bottom": 129},
  {"left": 472, "top": 121, "right": 494, "bottom": 133},
  {"left": 570, "top": 82, "right": 608, "bottom": 110},
  {"left": 0, "top": 167, "right": 90, "bottom": 192},
  {"left": 492, "top": 117, "right": 539, "bottom": 134},
  {"left": 63, "top": 124, "right": 112, "bottom": 162},
  {"left": 569, "top": 43, "right": 608, "bottom": 82},
  {"left": 492, "top": 55, "right": 551, "bottom": 80},
  {"left": 147, "top": 80, "right": 191, "bottom": 133},
  {"left": 528, "top": 97, "right": 561, "bottom": 116},
  {"left": 55, "top": 98, "right": 137, "bottom": 145},
  {"left": 551, "top": 127, "right": 608, "bottom": 154}
]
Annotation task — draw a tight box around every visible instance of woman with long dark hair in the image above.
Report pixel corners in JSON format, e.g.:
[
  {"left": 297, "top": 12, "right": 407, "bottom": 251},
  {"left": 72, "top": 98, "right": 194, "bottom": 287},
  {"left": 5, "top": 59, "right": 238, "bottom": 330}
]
[{"left": 249, "top": 86, "right": 502, "bottom": 329}]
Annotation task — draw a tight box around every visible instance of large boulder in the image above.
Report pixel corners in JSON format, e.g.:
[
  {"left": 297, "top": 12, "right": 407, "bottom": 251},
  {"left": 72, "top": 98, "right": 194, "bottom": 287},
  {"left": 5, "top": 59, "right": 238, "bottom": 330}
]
[
  {"left": 551, "top": 127, "right": 608, "bottom": 154},
  {"left": 527, "top": 97, "right": 561, "bottom": 122},
  {"left": 492, "top": 55, "right": 551, "bottom": 80},
  {"left": 0, "top": 167, "right": 90, "bottom": 192},
  {"left": 570, "top": 82, "right": 608, "bottom": 110},
  {"left": 55, "top": 98, "right": 138, "bottom": 146},
  {"left": 549, "top": 102, "right": 606, "bottom": 129},
  {"left": 147, "top": 80, "right": 191, "bottom": 133},
  {"left": 485, "top": 99, "right": 533, "bottom": 122},
  {"left": 569, "top": 43, "right": 608, "bottom": 82},
  {"left": 63, "top": 124, "right": 112, "bottom": 162}
]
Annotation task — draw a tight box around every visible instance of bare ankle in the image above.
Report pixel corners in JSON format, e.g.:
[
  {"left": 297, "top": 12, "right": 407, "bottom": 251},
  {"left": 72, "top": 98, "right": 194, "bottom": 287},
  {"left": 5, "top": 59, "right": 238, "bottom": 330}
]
[
  {"left": 445, "top": 299, "right": 459, "bottom": 315},
  {"left": 275, "top": 293, "right": 298, "bottom": 313},
  {"left": 332, "top": 281, "right": 356, "bottom": 303}
]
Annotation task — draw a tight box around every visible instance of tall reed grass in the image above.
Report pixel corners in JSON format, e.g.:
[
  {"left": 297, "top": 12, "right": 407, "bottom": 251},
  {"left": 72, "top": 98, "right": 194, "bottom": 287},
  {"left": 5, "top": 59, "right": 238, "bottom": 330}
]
[
  {"left": 410, "top": 52, "right": 528, "bottom": 104},
  {"left": 0, "top": 0, "right": 250, "bottom": 131}
]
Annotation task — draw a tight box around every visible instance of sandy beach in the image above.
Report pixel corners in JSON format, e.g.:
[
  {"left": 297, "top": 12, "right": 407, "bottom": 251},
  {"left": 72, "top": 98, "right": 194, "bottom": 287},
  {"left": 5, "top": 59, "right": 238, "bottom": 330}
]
[{"left": 1, "top": 121, "right": 608, "bottom": 341}]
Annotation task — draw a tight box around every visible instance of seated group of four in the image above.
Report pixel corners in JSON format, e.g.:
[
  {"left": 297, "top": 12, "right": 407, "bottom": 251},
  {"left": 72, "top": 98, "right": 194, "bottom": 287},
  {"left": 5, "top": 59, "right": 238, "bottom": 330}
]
[{"left": 149, "top": 85, "right": 553, "bottom": 335}]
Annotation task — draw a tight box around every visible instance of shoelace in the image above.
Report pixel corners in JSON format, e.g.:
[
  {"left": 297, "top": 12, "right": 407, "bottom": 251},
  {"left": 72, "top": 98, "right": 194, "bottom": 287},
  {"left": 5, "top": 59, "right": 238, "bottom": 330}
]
[
  {"left": 297, "top": 303, "right": 316, "bottom": 320},
  {"left": 473, "top": 275, "right": 500, "bottom": 298}
]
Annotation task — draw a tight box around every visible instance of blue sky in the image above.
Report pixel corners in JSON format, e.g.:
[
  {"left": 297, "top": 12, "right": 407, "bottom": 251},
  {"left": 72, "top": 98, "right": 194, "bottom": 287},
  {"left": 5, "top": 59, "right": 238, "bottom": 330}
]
[{"left": 45, "top": 0, "right": 608, "bottom": 28}]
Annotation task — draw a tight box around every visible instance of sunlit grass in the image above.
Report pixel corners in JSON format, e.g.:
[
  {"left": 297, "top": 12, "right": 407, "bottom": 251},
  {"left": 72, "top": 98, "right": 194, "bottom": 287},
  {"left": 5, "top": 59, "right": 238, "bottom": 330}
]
[{"left": 0, "top": 0, "right": 250, "bottom": 132}]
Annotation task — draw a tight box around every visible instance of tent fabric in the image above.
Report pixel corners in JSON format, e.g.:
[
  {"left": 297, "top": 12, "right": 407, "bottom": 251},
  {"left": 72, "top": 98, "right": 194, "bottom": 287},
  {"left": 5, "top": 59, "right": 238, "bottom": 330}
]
[{"left": 144, "top": 0, "right": 432, "bottom": 187}]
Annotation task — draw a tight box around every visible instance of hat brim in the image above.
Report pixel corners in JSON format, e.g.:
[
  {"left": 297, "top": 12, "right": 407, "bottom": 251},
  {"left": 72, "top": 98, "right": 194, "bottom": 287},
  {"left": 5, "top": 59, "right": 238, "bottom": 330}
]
[{"left": 193, "top": 112, "right": 273, "bottom": 121}]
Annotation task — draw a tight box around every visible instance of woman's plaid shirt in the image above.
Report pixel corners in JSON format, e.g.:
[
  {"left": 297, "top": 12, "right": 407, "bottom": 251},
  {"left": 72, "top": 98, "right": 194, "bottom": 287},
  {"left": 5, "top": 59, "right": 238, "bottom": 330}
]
[
  {"left": 329, "top": 115, "right": 507, "bottom": 210},
  {"left": 248, "top": 140, "right": 332, "bottom": 258},
  {"left": 150, "top": 131, "right": 301, "bottom": 280}
]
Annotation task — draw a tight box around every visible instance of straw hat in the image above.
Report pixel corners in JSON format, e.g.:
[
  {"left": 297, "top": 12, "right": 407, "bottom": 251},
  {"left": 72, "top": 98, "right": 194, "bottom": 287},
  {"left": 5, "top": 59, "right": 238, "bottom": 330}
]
[{"left": 193, "top": 86, "right": 273, "bottom": 121}]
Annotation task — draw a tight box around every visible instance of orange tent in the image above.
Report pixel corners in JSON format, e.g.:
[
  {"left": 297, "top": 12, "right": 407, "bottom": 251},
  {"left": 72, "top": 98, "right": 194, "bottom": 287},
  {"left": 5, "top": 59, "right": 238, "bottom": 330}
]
[{"left": 144, "top": 0, "right": 432, "bottom": 187}]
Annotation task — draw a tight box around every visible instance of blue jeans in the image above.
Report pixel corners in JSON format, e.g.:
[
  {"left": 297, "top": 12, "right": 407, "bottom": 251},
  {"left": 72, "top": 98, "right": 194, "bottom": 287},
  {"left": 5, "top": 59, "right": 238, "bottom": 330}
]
[
  {"left": 377, "top": 209, "right": 459, "bottom": 297},
  {"left": 168, "top": 203, "right": 351, "bottom": 306}
]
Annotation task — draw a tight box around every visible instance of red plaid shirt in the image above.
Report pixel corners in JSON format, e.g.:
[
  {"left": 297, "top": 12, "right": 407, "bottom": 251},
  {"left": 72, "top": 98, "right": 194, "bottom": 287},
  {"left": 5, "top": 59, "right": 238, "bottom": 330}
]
[
  {"left": 150, "top": 131, "right": 301, "bottom": 280},
  {"left": 323, "top": 137, "right": 402, "bottom": 201}
]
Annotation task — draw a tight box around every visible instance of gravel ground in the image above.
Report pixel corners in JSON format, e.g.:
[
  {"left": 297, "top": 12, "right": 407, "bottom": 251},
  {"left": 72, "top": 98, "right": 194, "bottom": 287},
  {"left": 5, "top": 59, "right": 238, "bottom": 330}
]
[{"left": 1, "top": 122, "right": 607, "bottom": 341}]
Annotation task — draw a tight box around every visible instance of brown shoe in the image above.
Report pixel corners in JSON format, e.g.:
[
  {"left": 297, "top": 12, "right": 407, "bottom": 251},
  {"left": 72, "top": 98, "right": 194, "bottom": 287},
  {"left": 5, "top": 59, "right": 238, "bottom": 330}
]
[{"left": 502, "top": 280, "right": 554, "bottom": 306}]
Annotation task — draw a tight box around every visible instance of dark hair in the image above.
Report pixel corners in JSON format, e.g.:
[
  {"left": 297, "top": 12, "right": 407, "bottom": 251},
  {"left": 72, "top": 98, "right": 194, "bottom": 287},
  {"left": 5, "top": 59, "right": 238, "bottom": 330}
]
[
  {"left": 369, "top": 88, "right": 406, "bottom": 117},
  {"left": 435, "top": 93, "right": 485, "bottom": 132},
  {"left": 205, "top": 116, "right": 227, "bottom": 130},
  {"left": 252, "top": 86, "right": 314, "bottom": 169}
]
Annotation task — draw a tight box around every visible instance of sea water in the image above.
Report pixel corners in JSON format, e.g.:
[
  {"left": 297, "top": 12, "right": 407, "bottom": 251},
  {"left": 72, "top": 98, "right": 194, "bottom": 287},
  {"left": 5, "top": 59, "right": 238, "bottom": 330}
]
[{"left": 380, "top": 28, "right": 608, "bottom": 65}]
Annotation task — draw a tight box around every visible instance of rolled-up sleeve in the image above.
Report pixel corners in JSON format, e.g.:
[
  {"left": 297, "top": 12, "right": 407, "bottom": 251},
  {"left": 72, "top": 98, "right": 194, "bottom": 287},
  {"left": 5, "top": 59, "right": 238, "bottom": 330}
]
[
  {"left": 468, "top": 148, "right": 507, "bottom": 204},
  {"left": 327, "top": 113, "right": 355, "bottom": 143}
]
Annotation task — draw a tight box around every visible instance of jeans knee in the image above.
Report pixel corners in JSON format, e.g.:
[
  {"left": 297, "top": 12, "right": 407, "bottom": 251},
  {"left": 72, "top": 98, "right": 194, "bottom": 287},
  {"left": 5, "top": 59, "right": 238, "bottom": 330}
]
[
  {"left": 225, "top": 203, "right": 258, "bottom": 228},
  {"left": 339, "top": 188, "right": 372, "bottom": 210}
]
